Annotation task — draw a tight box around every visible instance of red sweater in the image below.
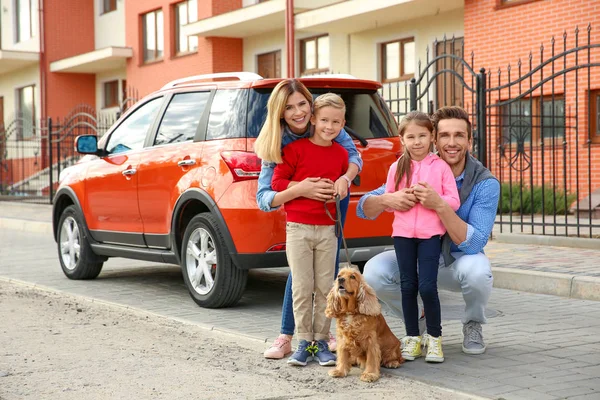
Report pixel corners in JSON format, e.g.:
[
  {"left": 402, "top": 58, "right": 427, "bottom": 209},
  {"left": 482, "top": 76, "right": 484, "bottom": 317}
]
[{"left": 272, "top": 139, "right": 349, "bottom": 225}]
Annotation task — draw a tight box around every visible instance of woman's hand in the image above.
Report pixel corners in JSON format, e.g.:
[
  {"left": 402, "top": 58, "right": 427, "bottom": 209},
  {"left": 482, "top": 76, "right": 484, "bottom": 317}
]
[
  {"left": 334, "top": 177, "right": 349, "bottom": 200},
  {"left": 294, "top": 177, "right": 335, "bottom": 201}
]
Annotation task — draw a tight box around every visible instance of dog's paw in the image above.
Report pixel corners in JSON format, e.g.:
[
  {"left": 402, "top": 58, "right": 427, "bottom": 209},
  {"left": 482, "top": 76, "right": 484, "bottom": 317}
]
[
  {"left": 383, "top": 360, "right": 402, "bottom": 369},
  {"left": 329, "top": 369, "right": 347, "bottom": 378},
  {"left": 360, "top": 372, "right": 380, "bottom": 383}
]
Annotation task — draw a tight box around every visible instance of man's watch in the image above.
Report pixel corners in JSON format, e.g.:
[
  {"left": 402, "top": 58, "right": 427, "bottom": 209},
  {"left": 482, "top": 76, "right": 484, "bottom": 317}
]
[{"left": 341, "top": 175, "right": 352, "bottom": 187}]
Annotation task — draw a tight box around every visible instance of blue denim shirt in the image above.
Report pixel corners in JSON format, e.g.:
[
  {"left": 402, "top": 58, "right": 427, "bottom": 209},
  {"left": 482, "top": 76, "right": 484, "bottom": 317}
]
[
  {"left": 256, "top": 127, "right": 362, "bottom": 212},
  {"left": 356, "top": 174, "right": 499, "bottom": 255}
]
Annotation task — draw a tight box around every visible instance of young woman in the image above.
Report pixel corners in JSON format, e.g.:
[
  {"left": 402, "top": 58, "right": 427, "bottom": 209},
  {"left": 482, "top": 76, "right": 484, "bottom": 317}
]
[
  {"left": 385, "top": 111, "right": 460, "bottom": 363},
  {"left": 254, "top": 79, "right": 362, "bottom": 359}
]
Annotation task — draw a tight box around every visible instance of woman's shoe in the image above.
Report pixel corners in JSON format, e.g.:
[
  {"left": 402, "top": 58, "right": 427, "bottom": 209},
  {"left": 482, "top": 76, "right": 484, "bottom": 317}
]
[{"left": 264, "top": 334, "right": 292, "bottom": 359}]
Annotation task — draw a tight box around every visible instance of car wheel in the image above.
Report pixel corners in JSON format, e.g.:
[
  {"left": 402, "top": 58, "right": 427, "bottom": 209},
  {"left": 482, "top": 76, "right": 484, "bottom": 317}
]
[
  {"left": 181, "top": 212, "right": 248, "bottom": 308},
  {"left": 57, "top": 205, "right": 104, "bottom": 279}
]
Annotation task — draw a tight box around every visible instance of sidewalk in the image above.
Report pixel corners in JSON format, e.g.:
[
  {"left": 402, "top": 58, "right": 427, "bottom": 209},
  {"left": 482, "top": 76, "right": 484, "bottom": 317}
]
[{"left": 1, "top": 200, "right": 599, "bottom": 302}]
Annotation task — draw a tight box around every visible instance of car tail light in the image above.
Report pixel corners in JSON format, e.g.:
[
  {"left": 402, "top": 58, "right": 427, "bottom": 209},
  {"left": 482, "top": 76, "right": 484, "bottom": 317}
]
[
  {"left": 220, "top": 151, "right": 262, "bottom": 182},
  {"left": 267, "top": 243, "right": 286, "bottom": 252}
]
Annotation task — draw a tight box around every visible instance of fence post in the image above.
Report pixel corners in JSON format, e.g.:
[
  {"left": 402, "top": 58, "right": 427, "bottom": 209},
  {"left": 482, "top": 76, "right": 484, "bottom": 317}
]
[
  {"left": 476, "top": 68, "right": 487, "bottom": 167},
  {"left": 409, "top": 78, "right": 417, "bottom": 111},
  {"left": 48, "top": 118, "right": 53, "bottom": 203}
]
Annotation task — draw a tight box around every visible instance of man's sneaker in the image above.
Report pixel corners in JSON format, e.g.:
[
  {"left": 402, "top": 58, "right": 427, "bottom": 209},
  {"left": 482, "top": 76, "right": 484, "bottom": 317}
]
[
  {"left": 314, "top": 340, "right": 337, "bottom": 366},
  {"left": 287, "top": 340, "right": 313, "bottom": 366},
  {"left": 401, "top": 336, "right": 423, "bottom": 361},
  {"left": 425, "top": 335, "right": 444, "bottom": 363},
  {"left": 462, "top": 321, "right": 486, "bottom": 355},
  {"left": 328, "top": 331, "right": 337, "bottom": 353},
  {"left": 264, "top": 334, "right": 292, "bottom": 359}
]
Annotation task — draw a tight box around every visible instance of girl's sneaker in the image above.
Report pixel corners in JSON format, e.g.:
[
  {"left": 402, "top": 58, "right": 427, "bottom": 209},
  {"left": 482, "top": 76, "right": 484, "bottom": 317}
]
[
  {"left": 287, "top": 340, "right": 313, "bottom": 366},
  {"left": 425, "top": 335, "right": 444, "bottom": 363},
  {"left": 314, "top": 340, "right": 337, "bottom": 366},
  {"left": 264, "top": 334, "right": 292, "bottom": 359},
  {"left": 401, "top": 336, "right": 423, "bottom": 360},
  {"left": 328, "top": 331, "right": 337, "bottom": 352}
]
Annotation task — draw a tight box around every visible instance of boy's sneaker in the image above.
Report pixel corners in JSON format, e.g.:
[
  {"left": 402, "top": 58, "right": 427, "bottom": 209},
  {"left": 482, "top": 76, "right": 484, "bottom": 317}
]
[
  {"left": 462, "top": 321, "right": 486, "bottom": 355},
  {"left": 287, "top": 340, "right": 313, "bottom": 366},
  {"left": 264, "top": 334, "right": 292, "bottom": 359},
  {"left": 425, "top": 335, "right": 444, "bottom": 363},
  {"left": 328, "top": 331, "right": 337, "bottom": 353},
  {"left": 314, "top": 340, "right": 337, "bottom": 366},
  {"left": 401, "top": 336, "right": 423, "bottom": 361}
]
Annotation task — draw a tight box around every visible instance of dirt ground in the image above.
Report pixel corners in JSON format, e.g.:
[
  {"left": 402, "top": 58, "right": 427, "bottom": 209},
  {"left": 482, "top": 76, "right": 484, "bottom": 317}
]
[{"left": 0, "top": 281, "right": 480, "bottom": 400}]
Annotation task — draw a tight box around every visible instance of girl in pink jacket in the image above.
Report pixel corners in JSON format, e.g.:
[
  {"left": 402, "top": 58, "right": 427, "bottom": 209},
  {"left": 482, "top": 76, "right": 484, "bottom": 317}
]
[{"left": 385, "top": 111, "right": 460, "bottom": 364}]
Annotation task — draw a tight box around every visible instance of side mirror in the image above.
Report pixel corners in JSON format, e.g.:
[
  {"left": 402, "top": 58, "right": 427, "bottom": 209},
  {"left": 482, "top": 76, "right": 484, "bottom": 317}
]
[{"left": 75, "top": 135, "right": 98, "bottom": 154}]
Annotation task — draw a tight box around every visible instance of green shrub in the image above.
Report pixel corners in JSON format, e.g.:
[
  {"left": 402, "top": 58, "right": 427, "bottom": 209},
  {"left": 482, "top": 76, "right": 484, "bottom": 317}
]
[{"left": 497, "top": 183, "right": 577, "bottom": 215}]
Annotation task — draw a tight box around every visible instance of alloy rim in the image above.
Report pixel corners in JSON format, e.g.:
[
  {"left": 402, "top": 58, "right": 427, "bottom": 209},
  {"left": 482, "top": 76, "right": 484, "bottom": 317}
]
[
  {"left": 59, "top": 216, "right": 81, "bottom": 271},
  {"left": 186, "top": 227, "right": 217, "bottom": 295}
]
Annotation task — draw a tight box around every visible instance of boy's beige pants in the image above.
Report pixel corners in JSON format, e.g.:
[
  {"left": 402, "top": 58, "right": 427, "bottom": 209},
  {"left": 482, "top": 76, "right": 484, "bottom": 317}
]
[{"left": 285, "top": 222, "right": 337, "bottom": 342}]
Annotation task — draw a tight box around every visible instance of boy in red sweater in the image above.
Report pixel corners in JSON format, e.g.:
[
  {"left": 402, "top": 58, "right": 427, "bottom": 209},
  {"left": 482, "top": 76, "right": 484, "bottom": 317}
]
[{"left": 271, "top": 93, "right": 349, "bottom": 367}]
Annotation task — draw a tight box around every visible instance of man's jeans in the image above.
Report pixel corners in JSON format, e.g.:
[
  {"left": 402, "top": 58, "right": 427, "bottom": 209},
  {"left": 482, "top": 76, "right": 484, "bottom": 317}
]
[
  {"left": 363, "top": 249, "right": 493, "bottom": 325},
  {"left": 280, "top": 195, "right": 349, "bottom": 336}
]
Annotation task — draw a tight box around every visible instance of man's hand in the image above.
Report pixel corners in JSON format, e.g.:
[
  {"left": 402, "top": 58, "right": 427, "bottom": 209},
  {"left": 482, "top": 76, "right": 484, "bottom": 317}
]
[
  {"left": 294, "top": 177, "right": 334, "bottom": 201},
  {"left": 333, "top": 177, "right": 349, "bottom": 200},
  {"left": 384, "top": 188, "right": 417, "bottom": 211},
  {"left": 413, "top": 181, "right": 444, "bottom": 211}
]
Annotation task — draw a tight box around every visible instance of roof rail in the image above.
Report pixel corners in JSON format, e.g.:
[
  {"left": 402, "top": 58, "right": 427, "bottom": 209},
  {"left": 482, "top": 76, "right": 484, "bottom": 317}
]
[
  {"left": 161, "top": 72, "right": 264, "bottom": 89},
  {"left": 301, "top": 73, "right": 357, "bottom": 79}
]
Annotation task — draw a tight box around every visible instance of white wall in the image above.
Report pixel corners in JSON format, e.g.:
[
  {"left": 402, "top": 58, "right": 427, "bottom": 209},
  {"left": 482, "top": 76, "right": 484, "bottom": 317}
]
[
  {"left": 1, "top": 0, "right": 40, "bottom": 52},
  {"left": 94, "top": 0, "right": 126, "bottom": 49}
]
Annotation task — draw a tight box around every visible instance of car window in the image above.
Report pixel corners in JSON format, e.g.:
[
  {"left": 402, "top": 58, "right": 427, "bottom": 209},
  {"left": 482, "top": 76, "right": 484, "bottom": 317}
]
[
  {"left": 206, "top": 89, "right": 247, "bottom": 140},
  {"left": 106, "top": 97, "right": 162, "bottom": 154},
  {"left": 247, "top": 88, "right": 397, "bottom": 139},
  {"left": 154, "top": 92, "right": 210, "bottom": 146}
]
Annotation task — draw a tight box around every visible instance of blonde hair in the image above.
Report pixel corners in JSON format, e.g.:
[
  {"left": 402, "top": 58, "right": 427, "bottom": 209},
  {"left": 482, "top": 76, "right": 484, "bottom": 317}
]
[
  {"left": 254, "top": 79, "right": 313, "bottom": 163},
  {"left": 394, "top": 111, "right": 434, "bottom": 190},
  {"left": 313, "top": 92, "right": 346, "bottom": 116}
]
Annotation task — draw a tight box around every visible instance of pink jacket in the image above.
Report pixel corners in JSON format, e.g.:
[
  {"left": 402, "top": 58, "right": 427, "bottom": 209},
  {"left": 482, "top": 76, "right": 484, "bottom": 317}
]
[{"left": 385, "top": 153, "right": 460, "bottom": 239}]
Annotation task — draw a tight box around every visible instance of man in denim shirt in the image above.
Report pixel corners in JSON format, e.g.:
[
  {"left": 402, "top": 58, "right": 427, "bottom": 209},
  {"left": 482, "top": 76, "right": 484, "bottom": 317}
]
[{"left": 358, "top": 107, "right": 499, "bottom": 355}]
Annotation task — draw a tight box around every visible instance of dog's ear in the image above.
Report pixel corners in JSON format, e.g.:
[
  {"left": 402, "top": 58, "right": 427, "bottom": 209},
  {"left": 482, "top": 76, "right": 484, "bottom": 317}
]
[
  {"left": 325, "top": 286, "right": 342, "bottom": 318},
  {"left": 357, "top": 281, "right": 381, "bottom": 316}
]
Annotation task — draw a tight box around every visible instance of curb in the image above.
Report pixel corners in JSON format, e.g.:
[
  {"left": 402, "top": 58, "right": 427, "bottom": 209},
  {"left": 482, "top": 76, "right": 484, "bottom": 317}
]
[
  {"left": 494, "top": 232, "right": 600, "bottom": 249},
  {"left": 0, "top": 217, "right": 53, "bottom": 235},
  {"left": 491, "top": 266, "right": 600, "bottom": 301}
]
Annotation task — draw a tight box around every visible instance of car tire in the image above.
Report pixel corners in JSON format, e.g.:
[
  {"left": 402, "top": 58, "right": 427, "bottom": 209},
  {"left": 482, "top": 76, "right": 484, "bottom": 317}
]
[
  {"left": 57, "top": 205, "right": 104, "bottom": 279},
  {"left": 181, "top": 212, "right": 248, "bottom": 308}
]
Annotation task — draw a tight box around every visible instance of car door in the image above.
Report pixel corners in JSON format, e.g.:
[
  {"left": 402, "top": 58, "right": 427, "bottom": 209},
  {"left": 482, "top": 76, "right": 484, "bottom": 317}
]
[
  {"left": 137, "top": 91, "right": 212, "bottom": 249},
  {"left": 83, "top": 96, "right": 164, "bottom": 246}
]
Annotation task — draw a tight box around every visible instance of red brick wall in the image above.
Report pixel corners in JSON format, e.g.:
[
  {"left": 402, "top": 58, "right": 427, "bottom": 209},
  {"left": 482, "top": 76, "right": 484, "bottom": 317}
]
[
  {"left": 465, "top": 0, "right": 600, "bottom": 200},
  {"left": 126, "top": 0, "right": 243, "bottom": 97},
  {"left": 43, "top": 0, "right": 96, "bottom": 120}
]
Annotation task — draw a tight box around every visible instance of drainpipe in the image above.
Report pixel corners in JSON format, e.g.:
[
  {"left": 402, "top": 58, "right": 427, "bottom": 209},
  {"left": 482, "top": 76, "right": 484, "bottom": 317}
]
[
  {"left": 38, "top": 0, "right": 46, "bottom": 121},
  {"left": 285, "top": 0, "right": 295, "bottom": 78}
]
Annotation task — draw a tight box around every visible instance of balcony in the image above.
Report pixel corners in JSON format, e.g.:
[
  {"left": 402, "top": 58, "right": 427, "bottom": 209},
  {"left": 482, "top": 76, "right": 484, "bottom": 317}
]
[
  {"left": 0, "top": 50, "right": 39, "bottom": 75},
  {"left": 296, "top": 0, "right": 463, "bottom": 34},
  {"left": 49, "top": 46, "right": 133, "bottom": 74},
  {"left": 182, "top": 0, "right": 340, "bottom": 38}
]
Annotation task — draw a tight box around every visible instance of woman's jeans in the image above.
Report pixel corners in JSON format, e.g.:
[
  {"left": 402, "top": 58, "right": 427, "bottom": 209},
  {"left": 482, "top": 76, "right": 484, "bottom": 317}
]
[
  {"left": 393, "top": 235, "right": 442, "bottom": 338},
  {"left": 280, "top": 194, "right": 349, "bottom": 336}
]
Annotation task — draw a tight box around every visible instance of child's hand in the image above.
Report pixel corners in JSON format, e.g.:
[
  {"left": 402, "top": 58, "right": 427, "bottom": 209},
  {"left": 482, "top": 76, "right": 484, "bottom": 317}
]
[
  {"left": 334, "top": 177, "right": 349, "bottom": 200},
  {"left": 296, "top": 177, "right": 334, "bottom": 201}
]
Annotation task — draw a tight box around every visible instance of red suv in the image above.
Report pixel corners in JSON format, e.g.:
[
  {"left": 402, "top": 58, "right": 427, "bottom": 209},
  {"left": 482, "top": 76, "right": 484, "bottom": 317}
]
[{"left": 52, "top": 73, "right": 400, "bottom": 308}]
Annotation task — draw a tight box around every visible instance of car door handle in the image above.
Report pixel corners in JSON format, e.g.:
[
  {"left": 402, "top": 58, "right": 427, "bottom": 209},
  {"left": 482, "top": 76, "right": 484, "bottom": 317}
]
[
  {"left": 178, "top": 159, "right": 196, "bottom": 167},
  {"left": 122, "top": 168, "right": 137, "bottom": 176}
]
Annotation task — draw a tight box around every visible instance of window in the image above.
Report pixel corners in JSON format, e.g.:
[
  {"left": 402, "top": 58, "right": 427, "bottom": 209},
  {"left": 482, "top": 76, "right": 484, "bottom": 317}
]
[
  {"left": 300, "top": 35, "right": 329, "bottom": 75},
  {"left": 102, "top": 0, "right": 117, "bottom": 14},
  {"left": 206, "top": 90, "right": 248, "bottom": 140},
  {"left": 591, "top": 90, "right": 600, "bottom": 144},
  {"left": 381, "top": 37, "right": 415, "bottom": 82},
  {"left": 16, "top": 0, "right": 36, "bottom": 42},
  {"left": 247, "top": 88, "right": 397, "bottom": 139},
  {"left": 16, "top": 85, "right": 35, "bottom": 140},
  {"left": 154, "top": 92, "right": 209, "bottom": 146},
  {"left": 106, "top": 97, "right": 162, "bottom": 154},
  {"left": 142, "top": 9, "right": 164, "bottom": 63},
  {"left": 500, "top": 96, "right": 565, "bottom": 146},
  {"left": 174, "top": 0, "right": 198, "bottom": 55},
  {"left": 103, "top": 80, "right": 119, "bottom": 108}
]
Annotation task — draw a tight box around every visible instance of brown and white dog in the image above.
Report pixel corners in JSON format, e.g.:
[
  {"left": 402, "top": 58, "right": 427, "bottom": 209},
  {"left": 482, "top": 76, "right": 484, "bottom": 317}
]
[{"left": 325, "top": 267, "right": 404, "bottom": 382}]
